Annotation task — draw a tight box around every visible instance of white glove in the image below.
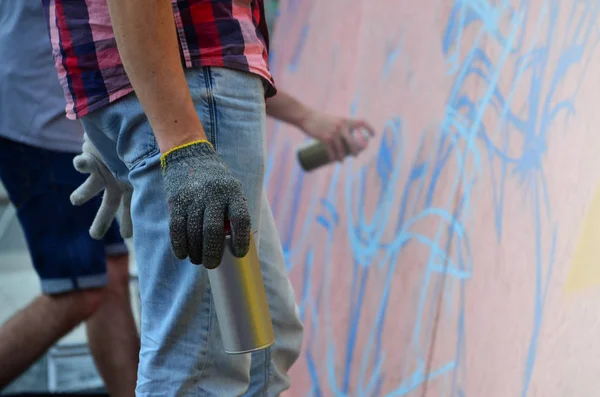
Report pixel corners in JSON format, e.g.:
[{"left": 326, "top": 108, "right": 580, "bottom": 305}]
[{"left": 70, "top": 134, "right": 133, "bottom": 240}]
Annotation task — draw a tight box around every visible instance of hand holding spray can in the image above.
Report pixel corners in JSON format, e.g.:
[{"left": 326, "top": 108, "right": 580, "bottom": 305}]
[
  {"left": 206, "top": 220, "right": 275, "bottom": 354},
  {"left": 297, "top": 126, "right": 372, "bottom": 172}
]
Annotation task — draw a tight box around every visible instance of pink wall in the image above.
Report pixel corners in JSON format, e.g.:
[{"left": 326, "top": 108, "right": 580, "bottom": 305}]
[{"left": 265, "top": 1, "right": 600, "bottom": 396}]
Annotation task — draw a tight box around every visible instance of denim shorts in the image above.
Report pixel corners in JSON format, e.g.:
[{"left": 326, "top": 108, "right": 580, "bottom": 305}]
[{"left": 0, "top": 136, "right": 128, "bottom": 294}]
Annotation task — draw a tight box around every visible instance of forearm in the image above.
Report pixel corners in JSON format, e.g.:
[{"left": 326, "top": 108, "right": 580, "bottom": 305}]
[
  {"left": 265, "top": 90, "right": 312, "bottom": 129},
  {"left": 106, "top": 0, "right": 206, "bottom": 153}
]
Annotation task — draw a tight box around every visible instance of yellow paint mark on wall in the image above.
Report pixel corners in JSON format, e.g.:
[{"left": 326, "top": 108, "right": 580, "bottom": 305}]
[{"left": 566, "top": 185, "right": 600, "bottom": 294}]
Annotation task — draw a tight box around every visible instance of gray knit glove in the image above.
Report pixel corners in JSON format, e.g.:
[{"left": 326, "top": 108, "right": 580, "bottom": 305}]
[
  {"left": 70, "top": 134, "right": 133, "bottom": 240},
  {"left": 160, "top": 140, "right": 251, "bottom": 269}
]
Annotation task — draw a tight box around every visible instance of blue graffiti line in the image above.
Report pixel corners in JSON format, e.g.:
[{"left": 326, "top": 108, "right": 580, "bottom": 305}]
[
  {"left": 263, "top": 0, "right": 600, "bottom": 396},
  {"left": 289, "top": 23, "right": 310, "bottom": 72},
  {"left": 382, "top": 31, "right": 406, "bottom": 79},
  {"left": 383, "top": 45, "right": 401, "bottom": 78}
]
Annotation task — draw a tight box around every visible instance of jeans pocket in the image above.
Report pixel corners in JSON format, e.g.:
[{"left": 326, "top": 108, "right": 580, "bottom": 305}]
[
  {"left": 84, "top": 92, "right": 159, "bottom": 171},
  {"left": 209, "top": 67, "right": 267, "bottom": 182}
]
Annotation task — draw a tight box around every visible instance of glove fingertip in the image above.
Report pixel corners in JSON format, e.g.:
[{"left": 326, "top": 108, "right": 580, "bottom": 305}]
[
  {"left": 202, "top": 241, "right": 224, "bottom": 269},
  {"left": 171, "top": 240, "right": 189, "bottom": 260},
  {"left": 70, "top": 192, "right": 82, "bottom": 206},
  {"left": 230, "top": 234, "right": 250, "bottom": 258},
  {"left": 203, "top": 260, "right": 220, "bottom": 270},
  {"left": 89, "top": 227, "right": 106, "bottom": 240},
  {"left": 202, "top": 241, "right": 225, "bottom": 270},
  {"left": 173, "top": 251, "right": 189, "bottom": 262},
  {"left": 226, "top": 200, "right": 252, "bottom": 258},
  {"left": 171, "top": 244, "right": 187, "bottom": 260},
  {"left": 73, "top": 156, "right": 90, "bottom": 173}
]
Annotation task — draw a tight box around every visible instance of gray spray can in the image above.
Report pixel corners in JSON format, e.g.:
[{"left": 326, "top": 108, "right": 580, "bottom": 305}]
[{"left": 297, "top": 127, "right": 371, "bottom": 172}]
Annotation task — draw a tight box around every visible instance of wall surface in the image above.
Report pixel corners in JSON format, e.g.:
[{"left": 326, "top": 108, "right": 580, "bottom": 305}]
[{"left": 265, "top": 1, "right": 600, "bottom": 396}]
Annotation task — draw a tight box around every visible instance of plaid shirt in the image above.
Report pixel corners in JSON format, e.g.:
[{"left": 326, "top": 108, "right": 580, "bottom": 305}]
[{"left": 43, "top": 0, "right": 274, "bottom": 120}]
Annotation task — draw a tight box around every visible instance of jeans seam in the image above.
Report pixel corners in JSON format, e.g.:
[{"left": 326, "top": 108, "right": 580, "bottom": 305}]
[
  {"left": 203, "top": 67, "right": 218, "bottom": 151},
  {"left": 263, "top": 348, "right": 271, "bottom": 397},
  {"left": 197, "top": 281, "right": 214, "bottom": 377}
]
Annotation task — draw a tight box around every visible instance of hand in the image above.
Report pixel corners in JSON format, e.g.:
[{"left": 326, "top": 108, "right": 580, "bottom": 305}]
[
  {"left": 299, "top": 111, "right": 375, "bottom": 161},
  {"left": 161, "top": 140, "right": 252, "bottom": 269},
  {"left": 70, "top": 134, "right": 133, "bottom": 240}
]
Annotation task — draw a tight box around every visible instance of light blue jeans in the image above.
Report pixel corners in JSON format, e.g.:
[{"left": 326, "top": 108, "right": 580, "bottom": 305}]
[{"left": 81, "top": 67, "right": 304, "bottom": 396}]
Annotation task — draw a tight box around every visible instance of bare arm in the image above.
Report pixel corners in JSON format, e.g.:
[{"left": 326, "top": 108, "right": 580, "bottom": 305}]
[
  {"left": 106, "top": 0, "right": 206, "bottom": 153},
  {"left": 266, "top": 90, "right": 312, "bottom": 129},
  {"left": 266, "top": 90, "right": 375, "bottom": 161}
]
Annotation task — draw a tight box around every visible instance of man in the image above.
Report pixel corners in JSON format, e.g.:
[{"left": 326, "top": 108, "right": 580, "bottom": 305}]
[
  {"left": 0, "top": 1, "right": 139, "bottom": 394},
  {"left": 43, "top": 0, "right": 373, "bottom": 395}
]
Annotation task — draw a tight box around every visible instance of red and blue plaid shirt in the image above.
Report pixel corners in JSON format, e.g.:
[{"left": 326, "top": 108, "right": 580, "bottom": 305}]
[{"left": 42, "top": 0, "right": 275, "bottom": 120}]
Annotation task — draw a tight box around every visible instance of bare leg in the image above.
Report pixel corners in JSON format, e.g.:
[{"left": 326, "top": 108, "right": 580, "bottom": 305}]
[
  {"left": 86, "top": 253, "right": 140, "bottom": 397},
  {"left": 0, "top": 290, "right": 102, "bottom": 389}
]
